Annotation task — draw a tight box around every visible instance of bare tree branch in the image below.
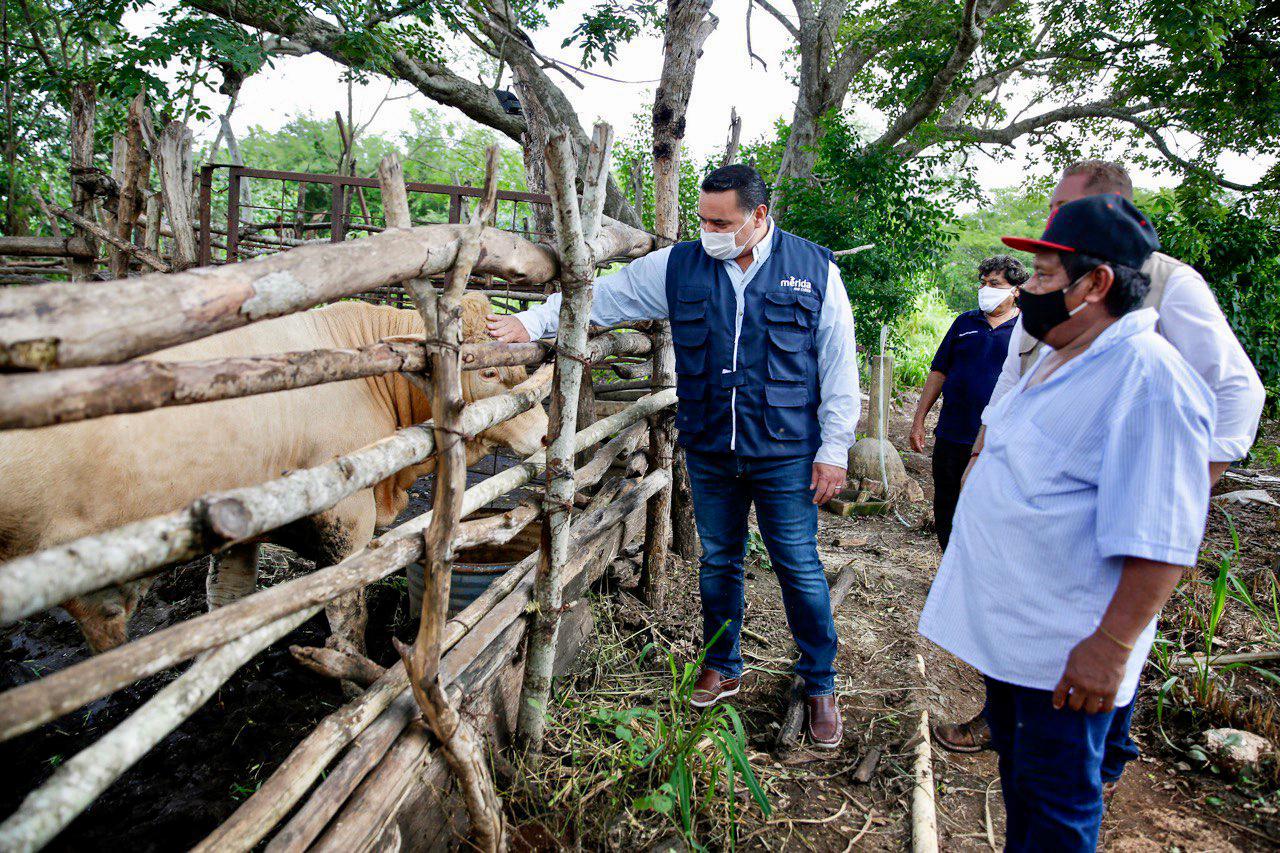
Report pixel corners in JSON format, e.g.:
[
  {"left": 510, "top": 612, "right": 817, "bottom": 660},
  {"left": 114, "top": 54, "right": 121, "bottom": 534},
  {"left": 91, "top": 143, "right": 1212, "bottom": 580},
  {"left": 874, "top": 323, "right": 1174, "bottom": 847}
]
[{"left": 755, "top": 0, "right": 801, "bottom": 40}]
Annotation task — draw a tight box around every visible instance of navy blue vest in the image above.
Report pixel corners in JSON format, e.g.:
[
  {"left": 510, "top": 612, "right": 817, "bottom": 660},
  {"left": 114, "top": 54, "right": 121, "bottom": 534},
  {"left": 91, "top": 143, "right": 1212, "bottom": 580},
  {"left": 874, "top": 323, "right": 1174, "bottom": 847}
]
[{"left": 665, "top": 227, "right": 832, "bottom": 458}]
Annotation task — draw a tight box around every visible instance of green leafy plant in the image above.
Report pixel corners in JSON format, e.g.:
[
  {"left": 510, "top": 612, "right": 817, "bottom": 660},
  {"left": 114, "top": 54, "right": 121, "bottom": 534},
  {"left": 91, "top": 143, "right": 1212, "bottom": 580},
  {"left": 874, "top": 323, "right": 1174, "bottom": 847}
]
[
  {"left": 580, "top": 623, "right": 771, "bottom": 849},
  {"left": 745, "top": 530, "right": 770, "bottom": 572}
]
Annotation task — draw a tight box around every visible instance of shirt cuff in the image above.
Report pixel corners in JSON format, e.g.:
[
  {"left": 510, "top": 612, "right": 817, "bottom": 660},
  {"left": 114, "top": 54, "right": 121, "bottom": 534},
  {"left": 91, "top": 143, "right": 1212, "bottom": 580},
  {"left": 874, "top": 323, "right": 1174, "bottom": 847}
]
[
  {"left": 1210, "top": 435, "right": 1253, "bottom": 464},
  {"left": 815, "top": 443, "right": 849, "bottom": 469},
  {"left": 513, "top": 312, "right": 542, "bottom": 341},
  {"left": 1097, "top": 536, "right": 1201, "bottom": 568}
]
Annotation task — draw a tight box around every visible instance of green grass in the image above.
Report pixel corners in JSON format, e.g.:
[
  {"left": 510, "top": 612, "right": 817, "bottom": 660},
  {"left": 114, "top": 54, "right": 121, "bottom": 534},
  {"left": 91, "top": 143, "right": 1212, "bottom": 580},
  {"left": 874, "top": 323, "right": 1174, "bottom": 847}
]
[{"left": 892, "top": 288, "right": 954, "bottom": 388}]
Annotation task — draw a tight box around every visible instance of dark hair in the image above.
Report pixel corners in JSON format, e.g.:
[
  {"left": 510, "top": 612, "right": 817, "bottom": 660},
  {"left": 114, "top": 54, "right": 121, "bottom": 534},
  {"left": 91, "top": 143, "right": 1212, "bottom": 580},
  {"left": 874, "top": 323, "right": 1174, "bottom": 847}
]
[
  {"left": 700, "top": 164, "right": 769, "bottom": 213},
  {"left": 1061, "top": 160, "right": 1134, "bottom": 200},
  {"left": 978, "top": 254, "right": 1030, "bottom": 287},
  {"left": 1062, "top": 252, "right": 1149, "bottom": 317}
]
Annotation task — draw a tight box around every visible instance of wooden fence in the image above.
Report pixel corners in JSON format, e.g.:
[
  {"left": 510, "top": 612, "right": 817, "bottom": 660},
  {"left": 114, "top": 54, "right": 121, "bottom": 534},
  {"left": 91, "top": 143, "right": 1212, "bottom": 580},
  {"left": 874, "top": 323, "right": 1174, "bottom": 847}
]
[{"left": 0, "top": 122, "right": 673, "bottom": 851}]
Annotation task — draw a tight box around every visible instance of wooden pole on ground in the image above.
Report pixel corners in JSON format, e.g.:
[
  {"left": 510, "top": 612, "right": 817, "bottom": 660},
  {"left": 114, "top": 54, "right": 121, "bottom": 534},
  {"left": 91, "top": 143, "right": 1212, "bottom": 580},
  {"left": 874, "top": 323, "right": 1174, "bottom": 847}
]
[
  {"left": 912, "top": 706, "right": 939, "bottom": 853},
  {"left": 392, "top": 146, "right": 507, "bottom": 851},
  {"left": 776, "top": 563, "right": 860, "bottom": 750},
  {"left": 516, "top": 123, "right": 613, "bottom": 755}
]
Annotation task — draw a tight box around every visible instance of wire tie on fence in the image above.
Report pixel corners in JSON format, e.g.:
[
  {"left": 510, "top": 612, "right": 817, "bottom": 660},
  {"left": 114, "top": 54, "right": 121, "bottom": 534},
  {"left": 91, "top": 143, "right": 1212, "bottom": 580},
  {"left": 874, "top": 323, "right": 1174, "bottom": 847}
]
[{"left": 552, "top": 345, "right": 594, "bottom": 368}]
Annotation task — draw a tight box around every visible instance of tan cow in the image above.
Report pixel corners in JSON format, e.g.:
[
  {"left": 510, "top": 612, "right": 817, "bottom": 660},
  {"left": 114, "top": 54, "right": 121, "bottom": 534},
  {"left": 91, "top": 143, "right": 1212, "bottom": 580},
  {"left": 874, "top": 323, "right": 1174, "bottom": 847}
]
[{"left": 0, "top": 295, "right": 548, "bottom": 653}]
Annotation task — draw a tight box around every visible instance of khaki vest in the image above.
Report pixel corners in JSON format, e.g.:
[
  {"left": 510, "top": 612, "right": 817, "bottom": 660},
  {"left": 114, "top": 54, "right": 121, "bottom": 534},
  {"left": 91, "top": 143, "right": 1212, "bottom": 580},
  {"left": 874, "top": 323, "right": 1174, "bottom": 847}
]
[{"left": 1017, "top": 252, "right": 1183, "bottom": 376}]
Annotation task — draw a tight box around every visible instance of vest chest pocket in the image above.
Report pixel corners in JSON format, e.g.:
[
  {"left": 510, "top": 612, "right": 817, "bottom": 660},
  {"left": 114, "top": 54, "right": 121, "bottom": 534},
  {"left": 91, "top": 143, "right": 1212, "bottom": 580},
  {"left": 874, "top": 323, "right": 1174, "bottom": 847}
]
[
  {"left": 766, "top": 326, "right": 811, "bottom": 381},
  {"left": 674, "top": 376, "right": 708, "bottom": 433},
  {"left": 763, "top": 384, "right": 809, "bottom": 440},
  {"left": 672, "top": 322, "right": 709, "bottom": 375},
  {"left": 764, "top": 290, "right": 820, "bottom": 328}
]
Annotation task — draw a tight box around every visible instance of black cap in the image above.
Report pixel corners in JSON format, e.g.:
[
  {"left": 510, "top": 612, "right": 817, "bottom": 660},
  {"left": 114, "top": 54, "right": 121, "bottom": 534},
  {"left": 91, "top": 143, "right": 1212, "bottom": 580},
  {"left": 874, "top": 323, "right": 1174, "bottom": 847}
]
[{"left": 1002, "top": 194, "right": 1160, "bottom": 270}]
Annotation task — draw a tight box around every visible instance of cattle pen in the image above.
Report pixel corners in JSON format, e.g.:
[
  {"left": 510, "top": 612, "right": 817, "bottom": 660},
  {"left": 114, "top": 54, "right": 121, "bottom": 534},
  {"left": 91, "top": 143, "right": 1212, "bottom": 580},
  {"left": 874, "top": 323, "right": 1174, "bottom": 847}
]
[{"left": 0, "top": 119, "right": 680, "bottom": 851}]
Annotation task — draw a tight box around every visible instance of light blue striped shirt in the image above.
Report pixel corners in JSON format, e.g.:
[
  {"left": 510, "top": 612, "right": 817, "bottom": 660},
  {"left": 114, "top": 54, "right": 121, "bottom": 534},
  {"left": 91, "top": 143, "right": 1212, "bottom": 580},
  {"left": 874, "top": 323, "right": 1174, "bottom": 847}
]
[
  {"left": 514, "top": 220, "right": 861, "bottom": 468},
  {"left": 918, "top": 308, "right": 1215, "bottom": 705}
]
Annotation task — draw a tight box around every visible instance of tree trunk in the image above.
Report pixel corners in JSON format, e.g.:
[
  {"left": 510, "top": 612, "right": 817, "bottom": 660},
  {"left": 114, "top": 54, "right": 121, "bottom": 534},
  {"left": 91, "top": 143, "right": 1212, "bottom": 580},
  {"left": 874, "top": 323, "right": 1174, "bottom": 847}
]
[
  {"left": 156, "top": 121, "right": 197, "bottom": 270},
  {"left": 642, "top": 0, "right": 716, "bottom": 600},
  {"left": 68, "top": 82, "right": 97, "bottom": 281}
]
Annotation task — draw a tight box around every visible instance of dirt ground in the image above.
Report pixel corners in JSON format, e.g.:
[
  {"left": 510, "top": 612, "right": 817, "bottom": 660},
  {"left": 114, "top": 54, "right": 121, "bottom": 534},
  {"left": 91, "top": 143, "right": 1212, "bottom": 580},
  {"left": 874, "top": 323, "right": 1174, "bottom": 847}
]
[
  {"left": 514, "top": 393, "right": 1279, "bottom": 851},
  {"left": 2, "top": 400, "right": 1276, "bottom": 850}
]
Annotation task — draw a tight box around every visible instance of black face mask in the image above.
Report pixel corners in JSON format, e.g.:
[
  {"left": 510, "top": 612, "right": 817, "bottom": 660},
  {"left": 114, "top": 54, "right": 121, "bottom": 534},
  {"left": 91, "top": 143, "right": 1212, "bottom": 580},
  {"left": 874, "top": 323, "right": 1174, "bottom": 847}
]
[{"left": 1017, "top": 275, "right": 1088, "bottom": 341}]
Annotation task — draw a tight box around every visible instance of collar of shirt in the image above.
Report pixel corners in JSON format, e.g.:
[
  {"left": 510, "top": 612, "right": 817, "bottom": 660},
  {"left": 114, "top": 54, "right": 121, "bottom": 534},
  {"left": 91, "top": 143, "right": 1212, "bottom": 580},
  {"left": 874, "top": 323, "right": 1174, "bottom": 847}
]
[{"left": 1019, "top": 307, "right": 1159, "bottom": 396}]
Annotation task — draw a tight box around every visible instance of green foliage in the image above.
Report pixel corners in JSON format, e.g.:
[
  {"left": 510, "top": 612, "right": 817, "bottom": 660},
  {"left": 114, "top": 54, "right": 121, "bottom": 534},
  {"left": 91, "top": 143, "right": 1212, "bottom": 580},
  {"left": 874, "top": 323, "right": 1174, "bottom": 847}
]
[
  {"left": 755, "top": 116, "right": 963, "bottom": 346},
  {"left": 1145, "top": 181, "right": 1280, "bottom": 404},
  {"left": 930, "top": 187, "right": 1047, "bottom": 314},
  {"left": 613, "top": 109, "right": 713, "bottom": 240},
  {"left": 563, "top": 1, "right": 661, "bottom": 66},
  {"left": 584, "top": 625, "right": 771, "bottom": 848},
  {"left": 893, "top": 289, "right": 953, "bottom": 387}
]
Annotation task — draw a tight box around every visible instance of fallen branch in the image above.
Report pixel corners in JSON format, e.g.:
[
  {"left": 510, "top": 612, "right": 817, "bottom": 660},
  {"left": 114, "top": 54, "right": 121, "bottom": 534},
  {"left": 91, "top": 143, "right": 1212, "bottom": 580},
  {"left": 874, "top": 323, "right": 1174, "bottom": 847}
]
[
  {"left": 290, "top": 645, "right": 386, "bottom": 687},
  {"left": 911, "top": 709, "right": 938, "bottom": 853},
  {"left": 1170, "top": 649, "right": 1280, "bottom": 667},
  {"left": 45, "top": 198, "right": 170, "bottom": 273}
]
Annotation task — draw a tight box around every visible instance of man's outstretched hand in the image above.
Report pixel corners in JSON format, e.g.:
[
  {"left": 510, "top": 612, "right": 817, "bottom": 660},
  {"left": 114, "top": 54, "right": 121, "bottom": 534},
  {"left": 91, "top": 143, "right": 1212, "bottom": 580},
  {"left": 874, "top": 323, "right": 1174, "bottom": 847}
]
[
  {"left": 487, "top": 314, "right": 532, "bottom": 343},
  {"left": 810, "top": 463, "right": 845, "bottom": 505}
]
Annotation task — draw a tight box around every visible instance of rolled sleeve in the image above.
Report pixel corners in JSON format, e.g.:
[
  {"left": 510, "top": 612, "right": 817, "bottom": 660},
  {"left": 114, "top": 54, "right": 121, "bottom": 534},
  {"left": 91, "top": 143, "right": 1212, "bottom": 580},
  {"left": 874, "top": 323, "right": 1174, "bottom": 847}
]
[
  {"left": 815, "top": 261, "right": 860, "bottom": 468},
  {"left": 1096, "top": 391, "right": 1214, "bottom": 567},
  {"left": 1157, "top": 267, "right": 1265, "bottom": 462},
  {"left": 512, "top": 246, "right": 673, "bottom": 340}
]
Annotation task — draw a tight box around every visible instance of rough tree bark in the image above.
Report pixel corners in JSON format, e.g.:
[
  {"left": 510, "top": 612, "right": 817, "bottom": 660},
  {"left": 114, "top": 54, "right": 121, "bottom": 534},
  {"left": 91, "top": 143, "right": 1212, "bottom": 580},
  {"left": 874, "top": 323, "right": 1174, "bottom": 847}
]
[
  {"left": 109, "top": 92, "right": 147, "bottom": 279},
  {"left": 516, "top": 123, "right": 613, "bottom": 755},
  {"left": 156, "top": 120, "right": 197, "bottom": 270},
  {"left": 67, "top": 82, "right": 97, "bottom": 281},
  {"left": 645, "top": 0, "right": 715, "bottom": 584}
]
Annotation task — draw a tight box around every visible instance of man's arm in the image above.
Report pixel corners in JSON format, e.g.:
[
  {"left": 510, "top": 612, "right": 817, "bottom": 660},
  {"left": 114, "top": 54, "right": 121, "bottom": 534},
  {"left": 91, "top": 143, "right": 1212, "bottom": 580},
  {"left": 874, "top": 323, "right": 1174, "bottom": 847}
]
[
  {"left": 965, "top": 318, "right": 1025, "bottom": 484},
  {"left": 1053, "top": 557, "right": 1186, "bottom": 713},
  {"left": 1158, "top": 267, "right": 1265, "bottom": 470},
  {"left": 488, "top": 246, "right": 673, "bottom": 342},
  {"left": 812, "top": 260, "right": 860, "bottom": 503},
  {"left": 910, "top": 372, "right": 946, "bottom": 453}
]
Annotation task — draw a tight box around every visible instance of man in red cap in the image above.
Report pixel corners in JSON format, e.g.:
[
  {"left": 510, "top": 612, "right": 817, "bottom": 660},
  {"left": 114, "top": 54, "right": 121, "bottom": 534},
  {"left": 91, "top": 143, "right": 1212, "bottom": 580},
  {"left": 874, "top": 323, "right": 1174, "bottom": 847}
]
[{"left": 918, "top": 194, "right": 1215, "bottom": 851}]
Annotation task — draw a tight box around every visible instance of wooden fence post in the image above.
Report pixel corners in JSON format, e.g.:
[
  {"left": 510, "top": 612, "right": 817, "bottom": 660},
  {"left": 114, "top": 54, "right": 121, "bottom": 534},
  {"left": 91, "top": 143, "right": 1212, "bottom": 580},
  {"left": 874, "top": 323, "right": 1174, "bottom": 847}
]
[
  {"left": 377, "top": 151, "right": 508, "bottom": 851},
  {"left": 157, "top": 121, "right": 197, "bottom": 271},
  {"left": 109, "top": 92, "right": 147, "bottom": 280},
  {"left": 68, "top": 83, "right": 97, "bottom": 281},
  {"left": 516, "top": 123, "right": 613, "bottom": 755}
]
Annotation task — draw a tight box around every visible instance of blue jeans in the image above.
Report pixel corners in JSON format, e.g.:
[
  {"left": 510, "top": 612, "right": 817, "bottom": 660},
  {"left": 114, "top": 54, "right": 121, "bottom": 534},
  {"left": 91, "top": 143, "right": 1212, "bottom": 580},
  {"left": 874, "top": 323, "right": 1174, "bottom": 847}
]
[
  {"left": 983, "top": 677, "right": 1136, "bottom": 851},
  {"left": 683, "top": 450, "right": 837, "bottom": 696}
]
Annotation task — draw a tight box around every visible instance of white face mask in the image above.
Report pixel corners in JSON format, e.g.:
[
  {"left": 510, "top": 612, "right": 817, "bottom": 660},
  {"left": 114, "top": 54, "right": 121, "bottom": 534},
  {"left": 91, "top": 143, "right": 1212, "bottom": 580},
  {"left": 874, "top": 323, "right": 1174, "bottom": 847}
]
[
  {"left": 978, "top": 285, "right": 1014, "bottom": 314},
  {"left": 700, "top": 215, "right": 755, "bottom": 261}
]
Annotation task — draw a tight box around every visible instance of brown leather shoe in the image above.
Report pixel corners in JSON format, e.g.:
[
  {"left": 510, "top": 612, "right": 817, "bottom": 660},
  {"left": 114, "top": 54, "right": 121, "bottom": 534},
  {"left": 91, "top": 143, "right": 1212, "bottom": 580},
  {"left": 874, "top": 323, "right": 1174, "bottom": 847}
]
[
  {"left": 932, "top": 712, "right": 992, "bottom": 754},
  {"left": 690, "top": 669, "right": 740, "bottom": 708},
  {"left": 806, "top": 694, "right": 843, "bottom": 748}
]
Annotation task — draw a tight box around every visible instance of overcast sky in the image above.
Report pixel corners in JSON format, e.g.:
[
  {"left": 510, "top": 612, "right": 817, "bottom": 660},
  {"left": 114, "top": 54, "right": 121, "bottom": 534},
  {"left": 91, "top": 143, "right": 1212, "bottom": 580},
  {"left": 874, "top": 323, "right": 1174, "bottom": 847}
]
[{"left": 135, "top": 0, "right": 1268, "bottom": 197}]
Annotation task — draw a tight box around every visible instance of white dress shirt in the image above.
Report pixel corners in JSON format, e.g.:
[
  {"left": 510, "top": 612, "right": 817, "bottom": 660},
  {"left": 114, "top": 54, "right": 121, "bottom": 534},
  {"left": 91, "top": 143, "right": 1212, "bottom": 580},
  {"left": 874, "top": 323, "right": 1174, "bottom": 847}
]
[
  {"left": 985, "top": 264, "right": 1264, "bottom": 462},
  {"left": 920, "top": 309, "right": 1215, "bottom": 705},
  {"left": 513, "top": 220, "right": 861, "bottom": 468}
]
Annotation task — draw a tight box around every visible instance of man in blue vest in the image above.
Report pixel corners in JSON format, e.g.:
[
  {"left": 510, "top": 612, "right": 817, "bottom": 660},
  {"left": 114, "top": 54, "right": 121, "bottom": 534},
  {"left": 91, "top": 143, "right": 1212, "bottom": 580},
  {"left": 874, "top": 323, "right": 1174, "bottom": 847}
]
[{"left": 488, "top": 165, "right": 861, "bottom": 747}]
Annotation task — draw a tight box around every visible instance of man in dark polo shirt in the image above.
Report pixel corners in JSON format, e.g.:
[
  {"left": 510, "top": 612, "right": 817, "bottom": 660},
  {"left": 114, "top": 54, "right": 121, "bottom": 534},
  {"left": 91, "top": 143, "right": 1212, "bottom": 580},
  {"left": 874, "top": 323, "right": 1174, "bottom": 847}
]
[{"left": 910, "top": 255, "right": 1026, "bottom": 549}]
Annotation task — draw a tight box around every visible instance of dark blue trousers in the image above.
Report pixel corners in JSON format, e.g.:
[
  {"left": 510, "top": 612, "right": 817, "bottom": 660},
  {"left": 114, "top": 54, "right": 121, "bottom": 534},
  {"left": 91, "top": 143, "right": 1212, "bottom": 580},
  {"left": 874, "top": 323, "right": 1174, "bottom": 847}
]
[
  {"left": 984, "top": 677, "right": 1138, "bottom": 851},
  {"left": 683, "top": 450, "right": 837, "bottom": 696}
]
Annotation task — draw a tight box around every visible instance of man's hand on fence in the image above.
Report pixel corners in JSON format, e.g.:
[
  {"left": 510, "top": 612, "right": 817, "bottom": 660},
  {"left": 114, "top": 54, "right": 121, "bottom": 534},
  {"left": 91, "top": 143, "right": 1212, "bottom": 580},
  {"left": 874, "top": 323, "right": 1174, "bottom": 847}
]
[
  {"left": 810, "top": 463, "right": 845, "bottom": 505},
  {"left": 487, "top": 314, "right": 532, "bottom": 344}
]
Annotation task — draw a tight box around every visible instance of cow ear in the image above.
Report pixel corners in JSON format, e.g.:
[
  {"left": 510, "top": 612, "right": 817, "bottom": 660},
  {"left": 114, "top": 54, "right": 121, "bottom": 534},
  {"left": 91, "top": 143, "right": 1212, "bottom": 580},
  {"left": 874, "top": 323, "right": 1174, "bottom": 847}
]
[{"left": 382, "top": 334, "right": 424, "bottom": 345}]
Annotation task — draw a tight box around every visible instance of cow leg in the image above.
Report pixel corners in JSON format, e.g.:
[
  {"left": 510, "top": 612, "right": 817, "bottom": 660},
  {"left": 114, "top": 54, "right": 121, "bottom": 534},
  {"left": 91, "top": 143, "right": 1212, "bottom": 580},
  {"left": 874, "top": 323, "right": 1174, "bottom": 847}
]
[
  {"left": 206, "top": 541, "right": 261, "bottom": 610},
  {"left": 273, "top": 491, "right": 377, "bottom": 658}
]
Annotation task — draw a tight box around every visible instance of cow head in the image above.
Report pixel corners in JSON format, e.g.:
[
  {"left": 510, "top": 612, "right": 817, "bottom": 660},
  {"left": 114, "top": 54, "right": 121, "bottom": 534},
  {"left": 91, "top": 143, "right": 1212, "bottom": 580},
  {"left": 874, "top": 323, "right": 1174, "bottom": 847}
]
[
  {"left": 62, "top": 578, "right": 153, "bottom": 653},
  {"left": 459, "top": 294, "right": 548, "bottom": 456}
]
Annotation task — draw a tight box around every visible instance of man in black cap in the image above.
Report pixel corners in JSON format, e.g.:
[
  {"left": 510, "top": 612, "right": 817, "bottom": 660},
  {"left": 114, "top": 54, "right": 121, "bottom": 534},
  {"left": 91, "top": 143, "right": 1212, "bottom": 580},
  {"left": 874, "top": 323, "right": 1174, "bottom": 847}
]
[{"left": 917, "top": 195, "right": 1215, "bottom": 851}]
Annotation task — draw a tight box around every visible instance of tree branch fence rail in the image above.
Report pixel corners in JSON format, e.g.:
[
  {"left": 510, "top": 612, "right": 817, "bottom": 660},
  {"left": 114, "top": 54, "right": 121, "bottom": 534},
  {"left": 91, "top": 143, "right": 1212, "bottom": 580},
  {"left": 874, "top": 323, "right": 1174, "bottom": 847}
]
[{"left": 0, "top": 124, "right": 675, "bottom": 852}]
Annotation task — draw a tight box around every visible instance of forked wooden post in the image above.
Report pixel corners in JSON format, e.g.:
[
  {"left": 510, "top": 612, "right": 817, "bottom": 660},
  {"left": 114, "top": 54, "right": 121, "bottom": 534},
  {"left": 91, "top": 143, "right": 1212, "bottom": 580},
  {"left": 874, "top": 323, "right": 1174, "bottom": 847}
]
[
  {"left": 517, "top": 123, "right": 614, "bottom": 754},
  {"left": 382, "top": 149, "right": 508, "bottom": 851}
]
